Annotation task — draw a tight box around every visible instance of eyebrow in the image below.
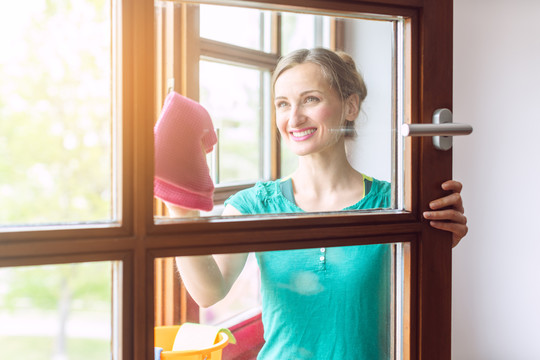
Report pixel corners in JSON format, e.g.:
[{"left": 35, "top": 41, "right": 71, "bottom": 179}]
[{"left": 274, "top": 90, "right": 323, "bottom": 100}]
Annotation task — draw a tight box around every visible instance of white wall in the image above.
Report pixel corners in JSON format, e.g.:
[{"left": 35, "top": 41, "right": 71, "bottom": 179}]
[
  {"left": 344, "top": 19, "right": 394, "bottom": 182},
  {"left": 452, "top": 0, "right": 540, "bottom": 358}
]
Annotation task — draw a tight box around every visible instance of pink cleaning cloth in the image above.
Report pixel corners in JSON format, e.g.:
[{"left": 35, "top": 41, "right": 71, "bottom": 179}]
[{"left": 154, "top": 92, "right": 217, "bottom": 211}]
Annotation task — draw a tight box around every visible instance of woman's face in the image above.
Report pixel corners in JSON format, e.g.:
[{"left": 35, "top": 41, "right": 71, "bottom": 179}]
[{"left": 274, "top": 62, "right": 353, "bottom": 157}]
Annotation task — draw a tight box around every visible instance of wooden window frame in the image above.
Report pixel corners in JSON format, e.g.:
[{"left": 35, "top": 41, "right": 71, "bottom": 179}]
[{"left": 0, "top": 1, "right": 454, "bottom": 360}]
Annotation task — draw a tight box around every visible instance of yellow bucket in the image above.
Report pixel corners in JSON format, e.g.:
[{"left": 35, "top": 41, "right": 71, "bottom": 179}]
[{"left": 155, "top": 325, "right": 230, "bottom": 360}]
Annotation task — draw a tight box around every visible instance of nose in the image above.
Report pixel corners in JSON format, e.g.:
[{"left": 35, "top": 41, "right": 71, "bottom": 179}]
[{"left": 288, "top": 104, "right": 306, "bottom": 128}]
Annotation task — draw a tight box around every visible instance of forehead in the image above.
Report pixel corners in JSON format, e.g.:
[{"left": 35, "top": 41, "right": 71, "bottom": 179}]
[{"left": 274, "top": 62, "right": 332, "bottom": 96}]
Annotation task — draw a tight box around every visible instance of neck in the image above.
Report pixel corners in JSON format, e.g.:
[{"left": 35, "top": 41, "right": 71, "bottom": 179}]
[
  {"left": 293, "top": 143, "right": 358, "bottom": 192},
  {"left": 290, "top": 155, "right": 365, "bottom": 212}
]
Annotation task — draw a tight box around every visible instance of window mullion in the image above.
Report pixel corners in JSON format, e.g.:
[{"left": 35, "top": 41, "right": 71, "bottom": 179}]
[{"left": 200, "top": 39, "right": 278, "bottom": 70}]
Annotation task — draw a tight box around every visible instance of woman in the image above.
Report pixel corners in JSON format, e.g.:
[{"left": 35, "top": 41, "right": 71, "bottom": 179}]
[{"left": 170, "top": 48, "right": 467, "bottom": 359}]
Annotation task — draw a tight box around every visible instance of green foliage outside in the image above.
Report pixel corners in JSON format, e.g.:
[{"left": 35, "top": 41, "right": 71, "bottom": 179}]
[
  {"left": 2, "top": 262, "right": 111, "bottom": 312},
  {"left": 0, "top": 0, "right": 114, "bottom": 358},
  {"left": 0, "top": 0, "right": 112, "bottom": 226},
  {"left": 0, "top": 262, "right": 112, "bottom": 359},
  {"left": 0, "top": 336, "right": 110, "bottom": 360}
]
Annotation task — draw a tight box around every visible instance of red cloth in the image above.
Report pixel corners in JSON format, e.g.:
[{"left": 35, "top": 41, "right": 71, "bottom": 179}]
[{"left": 154, "top": 92, "right": 217, "bottom": 211}]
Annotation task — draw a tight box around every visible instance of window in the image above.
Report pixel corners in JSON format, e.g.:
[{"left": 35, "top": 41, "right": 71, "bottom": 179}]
[
  {"left": 0, "top": 0, "right": 117, "bottom": 227},
  {"left": 0, "top": 262, "right": 114, "bottom": 359},
  {"left": 153, "top": 5, "right": 400, "bottom": 344},
  {"left": 0, "top": 0, "right": 123, "bottom": 358},
  {"left": 151, "top": 1, "right": 454, "bottom": 359},
  {"left": 0, "top": 0, "right": 455, "bottom": 359}
]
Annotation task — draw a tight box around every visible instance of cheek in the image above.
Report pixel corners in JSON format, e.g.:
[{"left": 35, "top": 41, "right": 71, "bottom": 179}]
[
  {"left": 311, "top": 106, "right": 341, "bottom": 126},
  {"left": 275, "top": 114, "right": 288, "bottom": 135}
]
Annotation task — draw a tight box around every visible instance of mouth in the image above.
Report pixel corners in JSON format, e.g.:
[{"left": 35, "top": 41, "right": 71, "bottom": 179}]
[{"left": 291, "top": 128, "right": 316, "bottom": 139}]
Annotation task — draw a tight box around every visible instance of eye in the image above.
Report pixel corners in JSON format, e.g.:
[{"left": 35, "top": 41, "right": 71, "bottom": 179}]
[
  {"left": 275, "top": 101, "right": 289, "bottom": 109},
  {"left": 305, "top": 96, "right": 320, "bottom": 104}
]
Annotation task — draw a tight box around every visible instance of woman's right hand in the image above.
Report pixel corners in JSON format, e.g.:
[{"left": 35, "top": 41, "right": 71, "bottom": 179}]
[{"left": 164, "top": 201, "right": 200, "bottom": 218}]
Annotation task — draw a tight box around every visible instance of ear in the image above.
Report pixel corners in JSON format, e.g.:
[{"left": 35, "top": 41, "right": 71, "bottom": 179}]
[{"left": 344, "top": 93, "right": 360, "bottom": 121}]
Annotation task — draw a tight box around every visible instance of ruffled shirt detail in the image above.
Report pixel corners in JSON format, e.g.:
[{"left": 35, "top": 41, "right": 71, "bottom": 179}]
[{"left": 225, "top": 176, "right": 391, "bottom": 215}]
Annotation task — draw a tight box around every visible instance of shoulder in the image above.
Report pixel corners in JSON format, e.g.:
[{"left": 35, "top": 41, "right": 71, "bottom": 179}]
[
  {"left": 228, "top": 180, "right": 280, "bottom": 202},
  {"left": 357, "top": 175, "right": 391, "bottom": 209},
  {"left": 224, "top": 180, "right": 284, "bottom": 215},
  {"left": 370, "top": 177, "right": 391, "bottom": 195}
]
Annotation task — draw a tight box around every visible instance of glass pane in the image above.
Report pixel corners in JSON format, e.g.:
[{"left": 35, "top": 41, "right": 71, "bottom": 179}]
[
  {"left": 281, "top": 13, "right": 331, "bottom": 55},
  {"left": 0, "top": 0, "right": 115, "bottom": 227},
  {"left": 154, "top": 9, "right": 399, "bottom": 219},
  {"left": 199, "top": 61, "right": 267, "bottom": 185},
  {"left": 0, "top": 261, "right": 114, "bottom": 359},
  {"left": 155, "top": 244, "right": 403, "bottom": 359},
  {"left": 342, "top": 18, "right": 396, "bottom": 184},
  {"left": 200, "top": 4, "right": 271, "bottom": 52}
]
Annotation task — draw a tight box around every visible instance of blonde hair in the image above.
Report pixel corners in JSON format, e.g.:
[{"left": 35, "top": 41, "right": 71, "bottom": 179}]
[{"left": 271, "top": 48, "right": 367, "bottom": 136}]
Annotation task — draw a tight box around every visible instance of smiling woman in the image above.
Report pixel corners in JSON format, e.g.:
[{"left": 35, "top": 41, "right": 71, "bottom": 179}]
[
  {"left": 172, "top": 47, "right": 396, "bottom": 358},
  {"left": 273, "top": 62, "right": 359, "bottom": 160}
]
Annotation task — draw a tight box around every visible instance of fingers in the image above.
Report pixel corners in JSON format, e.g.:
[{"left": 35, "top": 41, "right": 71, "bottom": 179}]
[
  {"left": 429, "top": 192, "right": 464, "bottom": 213},
  {"left": 424, "top": 208, "right": 468, "bottom": 247},
  {"left": 425, "top": 179, "right": 468, "bottom": 247},
  {"left": 441, "top": 179, "right": 463, "bottom": 193},
  {"left": 423, "top": 208, "right": 467, "bottom": 225},
  {"left": 164, "top": 201, "right": 200, "bottom": 217},
  {"left": 427, "top": 220, "right": 469, "bottom": 247},
  {"left": 428, "top": 181, "right": 465, "bottom": 213}
]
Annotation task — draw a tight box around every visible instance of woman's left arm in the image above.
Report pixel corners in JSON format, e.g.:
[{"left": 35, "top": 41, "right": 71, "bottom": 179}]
[{"left": 423, "top": 180, "right": 468, "bottom": 247}]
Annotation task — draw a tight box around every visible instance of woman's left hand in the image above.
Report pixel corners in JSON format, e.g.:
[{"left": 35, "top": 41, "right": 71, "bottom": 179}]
[{"left": 423, "top": 180, "right": 468, "bottom": 247}]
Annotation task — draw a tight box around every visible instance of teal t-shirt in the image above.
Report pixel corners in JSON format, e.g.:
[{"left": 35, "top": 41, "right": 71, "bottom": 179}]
[{"left": 225, "top": 176, "right": 392, "bottom": 359}]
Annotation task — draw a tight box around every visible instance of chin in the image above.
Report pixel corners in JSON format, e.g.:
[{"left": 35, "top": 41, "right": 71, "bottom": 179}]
[
  {"left": 285, "top": 142, "right": 313, "bottom": 156},
  {"left": 287, "top": 139, "right": 339, "bottom": 157}
]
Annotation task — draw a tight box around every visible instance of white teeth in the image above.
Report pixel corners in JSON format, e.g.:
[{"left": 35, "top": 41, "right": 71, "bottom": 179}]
[{"left": 292, "top": 129, "right": 316, "bottom": 137}]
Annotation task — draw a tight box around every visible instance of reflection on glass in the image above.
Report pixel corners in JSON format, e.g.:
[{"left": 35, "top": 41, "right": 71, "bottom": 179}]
[
  {"left": 157, "top": 245, "right": 399, "bottom": 358},
  {"left": 0, "top": 262, "right": 113, "bottom": 359},
  {"left": 0, "top": 0, "right": 114, "bottom": 226}
]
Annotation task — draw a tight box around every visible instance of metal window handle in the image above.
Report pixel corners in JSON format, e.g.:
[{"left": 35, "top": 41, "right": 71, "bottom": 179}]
[{"left": 401, "top": 108, "right": 473, "bottom": 151}]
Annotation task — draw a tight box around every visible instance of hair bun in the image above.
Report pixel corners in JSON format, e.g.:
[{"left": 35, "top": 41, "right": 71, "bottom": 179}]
[{"left": 336, "top": 51, "right": 358, "bottom": 71}]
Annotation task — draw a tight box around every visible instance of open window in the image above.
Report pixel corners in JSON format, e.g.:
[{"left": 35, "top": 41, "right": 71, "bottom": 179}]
[
  {"left": 152, "top": 1, "right": 453, "bottom": 360},
  {"left": 153, "top": 3, "right": 403, "bottom": 355},
  {"left": 0, "top": 0, "right": 455, "bottom": 359}
]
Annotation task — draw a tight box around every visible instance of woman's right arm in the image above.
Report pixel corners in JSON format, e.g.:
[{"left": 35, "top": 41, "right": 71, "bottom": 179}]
[{"left": 171, "top": 204, "right": 249, "bottom": 308}]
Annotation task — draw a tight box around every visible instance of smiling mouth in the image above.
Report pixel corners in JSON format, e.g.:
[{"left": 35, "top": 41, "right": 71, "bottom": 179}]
[{"left": 291, "top": 128, "right": 316, "bottom": 138}]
